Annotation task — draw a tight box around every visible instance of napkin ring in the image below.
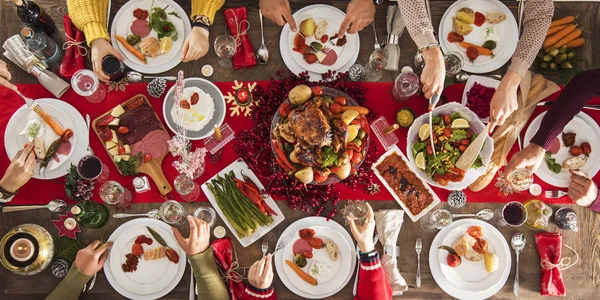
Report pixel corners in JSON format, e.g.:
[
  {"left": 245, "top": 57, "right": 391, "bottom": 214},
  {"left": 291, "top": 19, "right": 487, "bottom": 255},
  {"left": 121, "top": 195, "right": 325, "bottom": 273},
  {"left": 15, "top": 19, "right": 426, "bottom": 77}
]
[
  {"left": 385, "top": 34, "right": 400, "bottom": 45},
  {"left": 384, "top": 245, "right": 400, "bottom": 257}
]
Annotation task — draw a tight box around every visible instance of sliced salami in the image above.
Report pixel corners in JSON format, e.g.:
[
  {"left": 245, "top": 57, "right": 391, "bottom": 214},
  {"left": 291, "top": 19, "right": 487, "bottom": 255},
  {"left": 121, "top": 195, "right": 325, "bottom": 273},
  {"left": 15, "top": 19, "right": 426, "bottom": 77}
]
[{"left": 130, "top": 19, "right": 151, "bottom": 38}]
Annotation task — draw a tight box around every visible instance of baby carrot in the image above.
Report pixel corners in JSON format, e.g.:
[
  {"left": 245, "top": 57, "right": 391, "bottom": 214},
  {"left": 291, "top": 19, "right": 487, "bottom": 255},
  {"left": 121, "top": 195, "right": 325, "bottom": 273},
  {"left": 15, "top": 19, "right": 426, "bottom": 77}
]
[
  {"left": 285, "top": 260, "right": 317, "bottom": 286},
  {"left": 546, "top": 24, "right": 567, "bottom": 37},
  {"left": 115, "top": 35, "right": 147, "bottom": 64},
  {"left": 550, "top": 16, "right": 575, "bottom": 28},
  {"left": 550, "top": 28, "right": 582, "bottom": 49},
  {"left": 543, "top": 24, "right": 576, "bottom": 49},
  {"left": 566, "top": 38, "right": 585, "bottom": 48}
]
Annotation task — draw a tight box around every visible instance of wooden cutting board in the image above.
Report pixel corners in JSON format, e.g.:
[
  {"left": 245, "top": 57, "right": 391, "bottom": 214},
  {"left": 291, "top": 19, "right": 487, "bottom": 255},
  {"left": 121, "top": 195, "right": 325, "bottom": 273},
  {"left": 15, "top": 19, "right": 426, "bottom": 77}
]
[{"left": 92, "top": 94, "right": 172, "bottom": 195}]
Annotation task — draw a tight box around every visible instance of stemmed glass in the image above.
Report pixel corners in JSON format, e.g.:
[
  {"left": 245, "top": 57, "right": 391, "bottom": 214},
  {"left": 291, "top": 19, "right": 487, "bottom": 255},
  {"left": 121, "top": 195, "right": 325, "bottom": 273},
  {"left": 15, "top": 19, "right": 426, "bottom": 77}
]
[
  {"left": 420, "top": 209, "right": 453, "bottom": 232},
  {"left": 363, "top": 48, "right": 388, "bottom": 82},
  {"left": 71, "top": 69, "right": 106, "bottom": 103},
  {"left": 443, "top": 51, "right": 464, "bottom": 76},
  {"left": 174, "top": 174, "right": 200, "bottom": 202},
  {"left": 159, "top": 200, "right": 186, "bottom": 225},
  {"left": 342, "top": 200, "right": 370, "bottom": 220},
  {"left": 99, "top": 180, "right": 132, "bottom": 209},
  {"left": 392, "top": 70, "right": 420, "bottom": 102},
  {"left": 214, "top": 34, "right": 236, "bottom": 68}
]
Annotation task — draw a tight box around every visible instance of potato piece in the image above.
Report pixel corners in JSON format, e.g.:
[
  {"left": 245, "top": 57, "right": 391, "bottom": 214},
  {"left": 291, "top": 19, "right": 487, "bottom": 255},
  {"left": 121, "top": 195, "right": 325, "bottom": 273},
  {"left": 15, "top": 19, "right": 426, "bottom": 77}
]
[
  {"left": 314, "top": 20, "right": 328, "bottom": 39},
  {"left": 341, "top": 110, "right": 360, "bottom": 125},
  {"left": 484, "top": 252, "right": 499, "bottom": 273},
  {"left": 295, "top": 166, "right": 314, "bottom": 184},
  {"left": 288, "top": 84, "right": 312, "bottom": 105},
  {"left": 454, "top": 19, "right": 473, "bottom": 36},
  {"left": 289, "top": 151, "right": 299, "bottom": 163},
  {"left": 456, "top": 7, "right": 475, "bottom": 24},
  {"left": 334, "top": 161, "right": 351, "bottom": 179},
  {"left": 485, "top": 11, "right": 506, "bottom": 24},
  {"left": 299, "top": 18, "right": 316, "bottom": 37}
]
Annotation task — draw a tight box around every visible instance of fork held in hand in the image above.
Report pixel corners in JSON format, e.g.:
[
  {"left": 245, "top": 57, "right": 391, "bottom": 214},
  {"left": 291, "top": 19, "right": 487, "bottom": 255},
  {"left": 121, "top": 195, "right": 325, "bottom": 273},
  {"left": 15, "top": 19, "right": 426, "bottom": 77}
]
[{"left": 261, "top": 238, "right": 269, "bottom": 257}]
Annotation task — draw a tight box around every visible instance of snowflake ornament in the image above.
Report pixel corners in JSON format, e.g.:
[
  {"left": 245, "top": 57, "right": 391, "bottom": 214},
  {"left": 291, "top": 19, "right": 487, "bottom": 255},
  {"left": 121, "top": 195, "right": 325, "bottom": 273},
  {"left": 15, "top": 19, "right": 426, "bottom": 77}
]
[{"left": 224, "top": 80, "right": 258, "bottom": 117}]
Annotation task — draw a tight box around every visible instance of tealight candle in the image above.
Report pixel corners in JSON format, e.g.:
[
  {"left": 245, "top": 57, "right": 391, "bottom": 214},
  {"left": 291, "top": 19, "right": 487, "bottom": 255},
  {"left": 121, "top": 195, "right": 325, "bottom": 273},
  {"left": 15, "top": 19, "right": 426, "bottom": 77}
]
[
  {"left": 10, "top": 238, "right": 34, "bottom": 262},
  {"left": 201, "top": 65, "right": 214, "bottom": 77},
  {"left": 64, "top": 217, "right": 77, "bottom": 230},
  {"left": 214, "top": 125, "right": 223, "bottom": 141},
  {"left": 214, "top": 226, "right": 226, "bottom": 238},
  {"left": 529, "top": 183, "right": 542, "bottom": 196}
]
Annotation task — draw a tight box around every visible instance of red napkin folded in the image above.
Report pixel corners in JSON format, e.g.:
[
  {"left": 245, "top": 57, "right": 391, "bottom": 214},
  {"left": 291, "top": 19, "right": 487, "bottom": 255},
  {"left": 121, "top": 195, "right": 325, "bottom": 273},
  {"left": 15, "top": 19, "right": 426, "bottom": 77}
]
[
  {"left": 223, "top": 7, "right": 257, "bottom": 70},
  {"left": 535, "top": 232, "right": 566, "bottom": 296},
  {"left": 59, "top": 15, "right": 86, "bottom": 78},
  {"left": 211, "top": 237, "right": 245, "bottom": 300}
]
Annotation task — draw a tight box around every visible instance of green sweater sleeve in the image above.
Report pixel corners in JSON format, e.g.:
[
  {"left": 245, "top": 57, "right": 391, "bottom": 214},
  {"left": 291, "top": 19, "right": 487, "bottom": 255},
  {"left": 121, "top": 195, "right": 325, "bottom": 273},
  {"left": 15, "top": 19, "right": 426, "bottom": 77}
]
[
  {"left": 188, "top": 246, "right": 230, "bottom": 300},
  {"left": 46, "top": 265, "right": 92, "bottom": 300}
]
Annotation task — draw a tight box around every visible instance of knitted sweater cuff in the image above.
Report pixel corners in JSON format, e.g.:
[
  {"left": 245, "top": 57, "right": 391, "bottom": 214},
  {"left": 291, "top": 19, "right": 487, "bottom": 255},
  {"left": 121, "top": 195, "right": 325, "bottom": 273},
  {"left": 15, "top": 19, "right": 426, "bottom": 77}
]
[
  {"left": 245, "top": 284, "right": 275, "bottom": 297},
  {"left": 82, "top": 22, "right": 110, "bottom": 46},
  {"left": 191, "top": 0, "right": 225, "bottom": 23}
]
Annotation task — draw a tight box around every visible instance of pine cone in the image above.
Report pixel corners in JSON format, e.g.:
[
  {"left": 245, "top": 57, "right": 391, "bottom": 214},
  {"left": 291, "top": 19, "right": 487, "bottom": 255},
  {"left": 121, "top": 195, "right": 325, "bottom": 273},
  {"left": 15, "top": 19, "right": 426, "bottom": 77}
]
[
  {"left": 348, "top": 64, "right": 365, "bottom": 81},
  {"left": 147, "top": 78, "right": 167, "bottom": 98},
  {"left": 448, "top": 190, "right": 467, "bottom": 208},
  {"left": 51, "top": 259, "right": 71, "bottom": 279}
]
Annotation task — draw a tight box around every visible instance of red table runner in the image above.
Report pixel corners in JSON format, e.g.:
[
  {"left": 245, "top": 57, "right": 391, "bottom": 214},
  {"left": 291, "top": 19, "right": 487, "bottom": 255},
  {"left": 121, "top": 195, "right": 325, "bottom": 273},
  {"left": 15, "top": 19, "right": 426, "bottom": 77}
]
[{"left": 1, "top": 81, "right": 597, "bottom": 207}]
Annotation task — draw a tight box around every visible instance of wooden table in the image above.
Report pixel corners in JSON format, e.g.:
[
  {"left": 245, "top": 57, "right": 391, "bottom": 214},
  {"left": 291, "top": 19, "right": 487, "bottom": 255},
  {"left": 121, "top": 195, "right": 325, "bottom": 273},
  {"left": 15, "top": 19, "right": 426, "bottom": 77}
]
[{"left": 1, "top": 1, "right": 599, "bottom": 299}]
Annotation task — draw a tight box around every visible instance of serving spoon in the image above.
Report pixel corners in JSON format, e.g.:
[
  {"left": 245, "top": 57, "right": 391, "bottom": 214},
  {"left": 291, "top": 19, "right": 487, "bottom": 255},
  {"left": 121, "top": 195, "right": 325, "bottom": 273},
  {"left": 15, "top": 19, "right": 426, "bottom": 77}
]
[
  {"left": 2, "top": 199, "right": 66, "bottom": 213},
  {"left": 511, "top": 233, "right": 526, "bottom": 297},
  {"left": 451, "top": 209, "right": 494, "bottom": 221},
  {"left": 113, "top": 209, "right": 160, "bottom": 219}
]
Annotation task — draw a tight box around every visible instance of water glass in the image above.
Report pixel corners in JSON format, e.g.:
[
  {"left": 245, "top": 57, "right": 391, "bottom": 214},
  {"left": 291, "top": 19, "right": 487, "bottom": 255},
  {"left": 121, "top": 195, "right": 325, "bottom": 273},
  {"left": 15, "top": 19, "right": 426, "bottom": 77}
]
[
  {"left": 444, "top": 51, "right": 464, "bottom": 76},
  {"left": 174, "top": 174, "right": 200, "bottom": 202},
  {"left": 160, "top": 200, "right": 186, "bottom": 225},
  {"left": 214, "top": 34, "right": 236, "bottom": 68},
  {"left": 71, "top": 69, "right": 106, "bottom": 103},
  {"left": 363, "top": 48, "right": 388, "bottom": 82},
  {"left": 193, "top": 207, "right": 216, "bottom": 227},
  {"left": 392, "top": 71, "right": 420, "bottom": 102},
  {"left": 100, "top": 180, "right": 132, "bottom": 209},
  {"left": 341, "top": 200, "right": 369, "bottom": 221},
  {"left": 420, "top": 209, "right": 453, "bottom": 232}
]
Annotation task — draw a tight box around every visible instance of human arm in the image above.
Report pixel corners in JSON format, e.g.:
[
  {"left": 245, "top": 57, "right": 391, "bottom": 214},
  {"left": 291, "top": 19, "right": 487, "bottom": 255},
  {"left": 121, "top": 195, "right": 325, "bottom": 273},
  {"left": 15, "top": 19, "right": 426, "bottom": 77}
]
[
  {"left": 173, "top": 216, "right": 229, "bottom": 299},
  {"left": 0, "top": 143, "right": 36, "bottom": 202},
  {"left": 241, "top": 254, "right": 277, "bottom": 300},
  {"left": 47, "top": 241, "right": 112, "bottom": 300},
  {"left": 0, "top": 59, "right": 16, "bottom": 90},
  {"left": 337, "top": 0, "right": 375, "bottom": 37},
  {"left": 347, "top": 203, "right": 392, "bottom": 300},
  {"left": 259, "top": 0, "right": 297, "bottom": 32},
  {"left": 568, "top": 170, "right": 600, "bottom": 212},
  {"left": 182, "top": 0, "right": 225, "bottom": 61}
]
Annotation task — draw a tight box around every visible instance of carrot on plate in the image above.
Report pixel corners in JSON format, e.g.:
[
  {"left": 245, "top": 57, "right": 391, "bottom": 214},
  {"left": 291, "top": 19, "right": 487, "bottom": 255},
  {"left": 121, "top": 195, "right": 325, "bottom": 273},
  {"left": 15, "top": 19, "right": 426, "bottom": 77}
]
[
  {"left": 566, "top": 37, "right": 585, "bottom": 48},
  {"left": 549, "top": 28, "right": 582, "bottom": 49},
  {"left": 546, "top": 24, "right": 568, "bottom": 37},
  {"left": 550, "top": 16, "right": 576, "bottom": 28},
  {"left": 115, "top": 35, "right": 147, "bottom": 64},
  {"left": 285, "top": 260, "right": 318, "bottom": 286},
  {"left": 458, "top": 42, "right": 493, "bottom": 56},
  {"left": 543, "top": 24, "right": 576, "bottom": 49}
]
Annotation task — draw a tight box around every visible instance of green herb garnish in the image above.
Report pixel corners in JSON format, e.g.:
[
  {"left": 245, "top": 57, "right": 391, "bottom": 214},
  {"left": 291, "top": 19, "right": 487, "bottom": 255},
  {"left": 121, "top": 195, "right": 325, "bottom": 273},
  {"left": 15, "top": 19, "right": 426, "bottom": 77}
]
[
  {"left": 545, "top": 151, "right": 562, "bottom": 173},
  {"left": 321, "top": 146, "right": 337, "bottom": 168},
  {"left": 116, "top": 153, "right": 141, "bottom": 176}
]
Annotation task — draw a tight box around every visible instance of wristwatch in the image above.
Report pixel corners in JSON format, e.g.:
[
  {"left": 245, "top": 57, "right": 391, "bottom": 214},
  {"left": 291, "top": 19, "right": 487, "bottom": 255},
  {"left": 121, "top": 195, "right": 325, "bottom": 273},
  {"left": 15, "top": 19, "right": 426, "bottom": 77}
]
[
  {"left": 0, "top": 186, "right": 16, "bottom": 203},
  {"left": 192, "top": 14, "right": 211, "bottom": 31},
  {"left": 373, "top": 0, "right": 385, "bottom": 5}
]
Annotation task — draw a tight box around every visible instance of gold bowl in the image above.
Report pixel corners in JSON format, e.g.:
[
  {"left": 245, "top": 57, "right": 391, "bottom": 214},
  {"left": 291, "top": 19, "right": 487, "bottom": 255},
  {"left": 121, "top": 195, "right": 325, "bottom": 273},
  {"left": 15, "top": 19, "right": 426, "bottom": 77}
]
[{"left": 0, "top": 223, "right": 54, "bottom": 275}]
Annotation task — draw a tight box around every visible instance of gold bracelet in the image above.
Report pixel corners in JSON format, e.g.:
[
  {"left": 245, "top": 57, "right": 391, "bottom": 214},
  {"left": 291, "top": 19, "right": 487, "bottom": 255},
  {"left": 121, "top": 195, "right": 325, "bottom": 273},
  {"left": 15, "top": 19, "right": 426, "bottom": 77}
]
[{"left": 418, "top": 43, "right": 441, "bottom": 53}]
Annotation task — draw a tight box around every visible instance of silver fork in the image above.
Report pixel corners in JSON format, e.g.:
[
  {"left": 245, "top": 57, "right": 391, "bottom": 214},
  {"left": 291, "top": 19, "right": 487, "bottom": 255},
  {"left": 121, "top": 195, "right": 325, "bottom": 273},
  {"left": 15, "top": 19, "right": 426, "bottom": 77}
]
[
  {"left": 84, "top": 231, "right": 107, "bottom": 292},
  {"left": 261, "top": 238, "right": 269, "bottom": 257},
  {"left": 416, "top": 238, "right": 422, "bottom": 288},
  {"left": 274, "top": 232, "right": 296, "bottom": 253},
  {"left": 545, "top": 190, "right": 568, "bottom": 198}
]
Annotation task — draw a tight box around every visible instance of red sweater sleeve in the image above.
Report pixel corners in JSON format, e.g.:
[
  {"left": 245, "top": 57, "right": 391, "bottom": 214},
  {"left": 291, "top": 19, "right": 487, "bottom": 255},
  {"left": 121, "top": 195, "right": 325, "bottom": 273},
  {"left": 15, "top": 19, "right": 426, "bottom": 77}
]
[
  {"left": 240, "top": 283, "right": 277, "bottom": 300},
  {"left": 355, "top": 251, "right": 392, "bottom": 300}
]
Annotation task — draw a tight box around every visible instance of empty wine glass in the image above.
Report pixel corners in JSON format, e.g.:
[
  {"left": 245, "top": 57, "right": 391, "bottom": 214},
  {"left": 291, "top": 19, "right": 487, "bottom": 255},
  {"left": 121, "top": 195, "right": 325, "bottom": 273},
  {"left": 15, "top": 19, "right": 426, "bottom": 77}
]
[
  {"left": 392, "top": 70, "right": 420, "bottom": 102},
  {"left": 420, "top": 209, "right": 453, "bottom": 232},
  {"left": 160, "top": 200, "right": 186, "bottom": 225},
  {"left": 174, "top": 174, "right": 200, "bottom": 202},
  {"left": 214, "top": 34, "right": 236, "bottom": 68},
  {"left": 444, "top": 51, "right": 464, "bottom": 76},
  {"left": 71, "top": 69, "right": 106, "bottom": 103},
  {"left": 363, "top": 48, "right": 388, "bottom": 82},
  {"left": 100, "top": 180, "right": 132, "bottom": 209}
]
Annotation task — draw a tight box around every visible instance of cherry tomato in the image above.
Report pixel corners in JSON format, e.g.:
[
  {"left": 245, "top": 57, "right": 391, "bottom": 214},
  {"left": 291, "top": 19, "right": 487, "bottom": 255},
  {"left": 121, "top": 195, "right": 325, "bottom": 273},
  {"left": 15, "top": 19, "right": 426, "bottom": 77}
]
[
  {"left": 320, "top": 35, "right": 328, "bottom": 43},
  {"left": 443, "top": 115, "right": 452, "bottom": 125},
  {"left": 311, "top": 86, "right": 323, "bottom": 96},
  {"left": 144, "top": 154, "right": 152, "bottom": 163},
  {"left": 279, "top": 103, "right": 292, "bottom": 118},
  {"left": 459, "top": 145, "right": 467, "bottom": 152},
  {"left": 447, "top": 253, "right": 461, "bottom": 268},
  {"left": 582, "top": 142, "right": 592, "bottom": 155},
  {"left": 118, "top": 146, "right": 126, "bottom": 155},
  {"left": 334, "top": 96, "right": 347, "bottom": 105},
  {"left": 447, "top": 32, "right": 464, "bottom": 43},
  {"left": 297, "top": 44, "right": 310, "bottom": 55},
  {"left": 302, "top": 251, "right": 314, "bottom": 259},
  {"left": 314, "top": 172, "right": 328, "bottom": 183},
  {"left": 466, "top": 131, "right": 473, "bottom": 139},
  {"left": 426, "top": 145, "right": 433, "bottom": 156},
  {"left": 299, "top": 228, "right": 316, "bottom": 240},
  {"left": 309, "top": 237, "right": 324, "bottom": 249},
  {"left": 466, "top": 226, "right": 483, "bottom": 238},
  {"left": 472, "top": 238, "right": 489, "bottom": 254},
  {"left": 330, "top": 103, "right": 342, "bottom": 114},
  {"left": 466, "top": 47, "right": 479, "bottom": 61},
  {"left": 474, "top": 12, "right": 486, "bottom": 26},
  {"left": 118, "top": 126, "right": 129, "bottom": 134},
  {"left": 570, "top": 146, "right": 583, "bottom": 156},
  {"left": 460, "top": 139, "right": 470, "bottom": 145},
  {"left": 304, "top": 53, "right": 318, "bottom": 64},
  {"left": 351, "top": 152, "right": 363, "bottom": 164},
  {"left": 443, "top": 128, "right": 452, "bottom": 137}
]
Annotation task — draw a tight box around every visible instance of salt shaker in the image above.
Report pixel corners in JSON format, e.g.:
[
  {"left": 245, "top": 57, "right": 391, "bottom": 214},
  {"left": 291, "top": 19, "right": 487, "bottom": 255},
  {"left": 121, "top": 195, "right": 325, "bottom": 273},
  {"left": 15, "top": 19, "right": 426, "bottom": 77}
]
[{"left": 555, "top": 207, "right": 579, "bottom": 232}]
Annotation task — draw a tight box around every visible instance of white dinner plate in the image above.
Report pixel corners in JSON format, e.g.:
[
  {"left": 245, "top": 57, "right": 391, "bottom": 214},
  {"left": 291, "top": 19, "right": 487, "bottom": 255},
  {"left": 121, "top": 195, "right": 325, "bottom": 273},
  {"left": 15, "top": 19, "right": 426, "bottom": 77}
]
[
  {"left": 162, "top": 78, "right": 226, "bottom": 140},
  {"left": 274, "top": 217, "right": 356, "bottom": 299},
  {"left": 4, "top": 99, "right": 87, "bottom": 180},
  {"left": 201, "top": 159, "right": 284, "bottom": 247},
  {"left": 287, "top": 7, "right": 357, "bottom": 74},
  {"left": 429, "top": 219, "right": 511, "bottom": 300},
  {"left": 524, "top": 111, "right": 600, "bottom": 187},
  {"left": 104, "top": 218, "right": 186, "bottom": 300},
  {"left": 439, "top": 0, "right": 518, "bottom": 73},
  {"left": 280, "top": 4, "right": 360, "bottom": 82},
  {"left": 110, "top": 0, "right": 191, "bottom": 74},
  {"left": 281, "top": 225, "right": 352, "bottom": 295},
  {"left": 461, "top": 75, "right": 501, "bottom": 123}
]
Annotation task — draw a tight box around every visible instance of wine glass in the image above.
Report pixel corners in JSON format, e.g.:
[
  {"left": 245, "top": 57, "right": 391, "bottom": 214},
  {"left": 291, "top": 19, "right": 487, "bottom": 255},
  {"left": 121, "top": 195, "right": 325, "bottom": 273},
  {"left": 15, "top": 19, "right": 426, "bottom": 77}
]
[
  {"left": 342, "top": 200, "right": 370, "bottom": 220},
  {"left": 174, "top": 174, "right": 200, "bottom": 202},
  {"left": 507, "top": 168, "right": 534, "bottom": 192},
  {"left": 159, "top": 200, "right": 186, "bottom": 225},
  {"left": 99, "top": 181, "right": 132, "bottom": 209},
  {"left": 71, "top": 69, "right": 106, "bottom": 103},
  {"left": 363, "top": 48, "right": 388, "bottom": 82},
  {"left": 420, "top": 209, "right": 453, "bottom": 232},
  {"left": 392, "top": 70, "right": 420, "bottom": 102},
  {"left": 444, "top": 51, "right": 464, "bottom": 76},
  {"left": 214, "top": 34, "right": 236, "bottom": 69}
]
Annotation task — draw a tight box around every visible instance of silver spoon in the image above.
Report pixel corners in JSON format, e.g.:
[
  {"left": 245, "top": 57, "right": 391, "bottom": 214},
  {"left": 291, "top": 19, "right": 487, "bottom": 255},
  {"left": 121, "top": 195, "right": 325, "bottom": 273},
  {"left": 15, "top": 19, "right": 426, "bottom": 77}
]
[
  {"left": 371, "top": 22, "right": 381, "bottom": 50},
  {"left": 511, "top": 233, "right": 526, "bottom": 298},
  {"left": 452, "top": 209, "right": 494, "bottom": 221},
  {"left": 256, "top": 10, "right": 269, "bottom": 64},
  {"left": 113, "top": 209, "right": 160, "bottom": 219},
  {"left": 126, "top": 71, "right": 177, "bottom": 82},
  {"left": 2, "top": 199, "right": 67, "bottom": 213},
  {"left": 454, "top": 72, "right": 502, "bottom": 82}
]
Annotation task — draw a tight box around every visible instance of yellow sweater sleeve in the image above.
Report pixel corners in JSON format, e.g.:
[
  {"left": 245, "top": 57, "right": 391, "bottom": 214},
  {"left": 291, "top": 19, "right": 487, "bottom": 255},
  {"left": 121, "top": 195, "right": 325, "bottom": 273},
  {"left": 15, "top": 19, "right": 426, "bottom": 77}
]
[
  {"left": 191, "top": 0, "right": 225, "bottom": 23},
  {"left": 67, "top": 0, "right": 110, "bottom": 46}
]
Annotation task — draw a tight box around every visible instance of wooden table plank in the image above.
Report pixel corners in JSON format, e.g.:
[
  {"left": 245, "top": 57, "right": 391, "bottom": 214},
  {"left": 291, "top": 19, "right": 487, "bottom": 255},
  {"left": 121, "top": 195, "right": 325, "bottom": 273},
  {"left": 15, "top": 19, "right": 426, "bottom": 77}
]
[{"left": 0, "top": 1, "right": 599, "bottom": 299}]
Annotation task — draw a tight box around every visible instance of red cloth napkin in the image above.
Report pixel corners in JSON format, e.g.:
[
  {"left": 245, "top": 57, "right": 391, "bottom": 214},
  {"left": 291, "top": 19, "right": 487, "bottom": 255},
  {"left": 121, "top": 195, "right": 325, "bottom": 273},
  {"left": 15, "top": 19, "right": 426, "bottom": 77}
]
[
  {"left": 223, "top": 7, "right": 257, "bottom": 70},
  {"left": 59, "top": 15, "right": 85, "bottom": 78},
  {"left": 211, "top": 238, "right": 246, "bottom": 299},
  {"left": 535, "top": 232, "right": 566, "bottom": 296}
]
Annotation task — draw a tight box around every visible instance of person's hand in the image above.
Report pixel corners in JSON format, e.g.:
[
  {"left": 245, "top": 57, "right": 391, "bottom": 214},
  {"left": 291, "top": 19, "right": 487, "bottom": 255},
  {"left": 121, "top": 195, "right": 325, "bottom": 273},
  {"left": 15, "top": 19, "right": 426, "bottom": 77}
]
[
  {"left": 0, "top": 59, "right": 16, "bottom": 91},
  {"left": 74, "top": 240, "right": 113, "bottom": 276},
  {"left": 182, "top": 27, "right": 210, "bottom": 62},
  {"left": 420, "top": 47, "right": 445, "bottom": 100},
  {"left": 489, "top": 70, "right": 521, "bottom": 132},
  {"left": 90, "top": 39, "right": 124, "bottom": 83},
  {"left": 172, "top": 216, "right": 210, "bottom": 256},
  {"left": 0, "top": 143, "right": 36, "bottom": 193},
  {"left": 248, "top": 254, "right": 274, "bottom": 289},
  {"left": 260, "top": 0, "right": 297, "bottom": 32},
  {"left": 346, "top": 203, "right": 376, "bottom": 253},
  {"left": 568, "top": 169, "right": 599, "bottom": 207},
  {"left": 338, "top": 0, "right": 376, "bottom": 37},
  {"left": 505, "top": 143, "right": 546, "bottom": 176}
]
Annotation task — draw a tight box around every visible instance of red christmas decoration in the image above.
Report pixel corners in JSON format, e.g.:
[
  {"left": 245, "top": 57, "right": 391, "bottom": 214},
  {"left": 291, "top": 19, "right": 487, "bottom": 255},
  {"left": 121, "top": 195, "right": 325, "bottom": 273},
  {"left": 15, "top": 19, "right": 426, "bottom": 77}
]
[{"left": 52, "top": 212, "right": 81, "bottom": 240}]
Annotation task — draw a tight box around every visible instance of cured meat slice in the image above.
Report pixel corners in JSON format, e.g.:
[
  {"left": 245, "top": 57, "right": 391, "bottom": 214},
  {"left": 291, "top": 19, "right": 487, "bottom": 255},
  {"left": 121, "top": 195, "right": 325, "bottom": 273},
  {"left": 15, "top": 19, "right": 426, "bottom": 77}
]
[
  {"left": 130, "top": 19, "right": 151, "bottom": 38},
  {"left": 292, "top": 239, "right": 312, "bottom": 256},
  {"left": 548, "top": 138, "right": 560, "bottom": 154}
]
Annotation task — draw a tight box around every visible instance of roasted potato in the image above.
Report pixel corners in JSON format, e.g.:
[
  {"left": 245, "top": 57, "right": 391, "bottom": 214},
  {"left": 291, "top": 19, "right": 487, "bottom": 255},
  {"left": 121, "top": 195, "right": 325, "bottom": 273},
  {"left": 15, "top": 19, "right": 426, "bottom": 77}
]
[
  {"left": 454, "top": 19, "right": 473, "bottom": 36},
  {"left": 295, "top": 166, "right": 314, "bottom": 184},
  {"left": 334, "top": 161, "right": 351, "bottom": 179},
  {"left": 288, "top": 84, "right": 312, "bottom": 105},
  {"left": 299, "top": 18, "right": 316, "bottom": 37},
  {"left": 456, "top": 7, "right": 475, "bottom": 24}
]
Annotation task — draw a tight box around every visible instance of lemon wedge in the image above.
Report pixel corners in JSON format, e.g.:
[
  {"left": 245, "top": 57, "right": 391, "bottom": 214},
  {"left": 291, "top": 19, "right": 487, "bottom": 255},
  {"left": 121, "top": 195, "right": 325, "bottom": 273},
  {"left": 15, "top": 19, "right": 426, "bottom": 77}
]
[
  {"left": 347, "top": 125, "right": 360, "bottom": 143},
  {"left": 160, "top": 37, "right": 173, "bottom": 54},
  {"left": 451, "top": 118, "right": 470, "bottom": 129},
  {"left": 419, "top": 123, "right": 430, "bottom": 141},
  {"left": 416, "top": 152, "right": 426, "bottom": 170}
]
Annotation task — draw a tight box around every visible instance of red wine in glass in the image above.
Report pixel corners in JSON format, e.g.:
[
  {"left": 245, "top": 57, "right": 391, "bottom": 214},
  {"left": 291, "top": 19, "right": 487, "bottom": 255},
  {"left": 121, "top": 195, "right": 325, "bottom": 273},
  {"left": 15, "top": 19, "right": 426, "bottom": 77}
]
[
  {"left": 77, "top": 155, "right": 102, "bottom": 181},
  {"left": 503, "top": 202, "right": 527, "bottom": 226}
]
